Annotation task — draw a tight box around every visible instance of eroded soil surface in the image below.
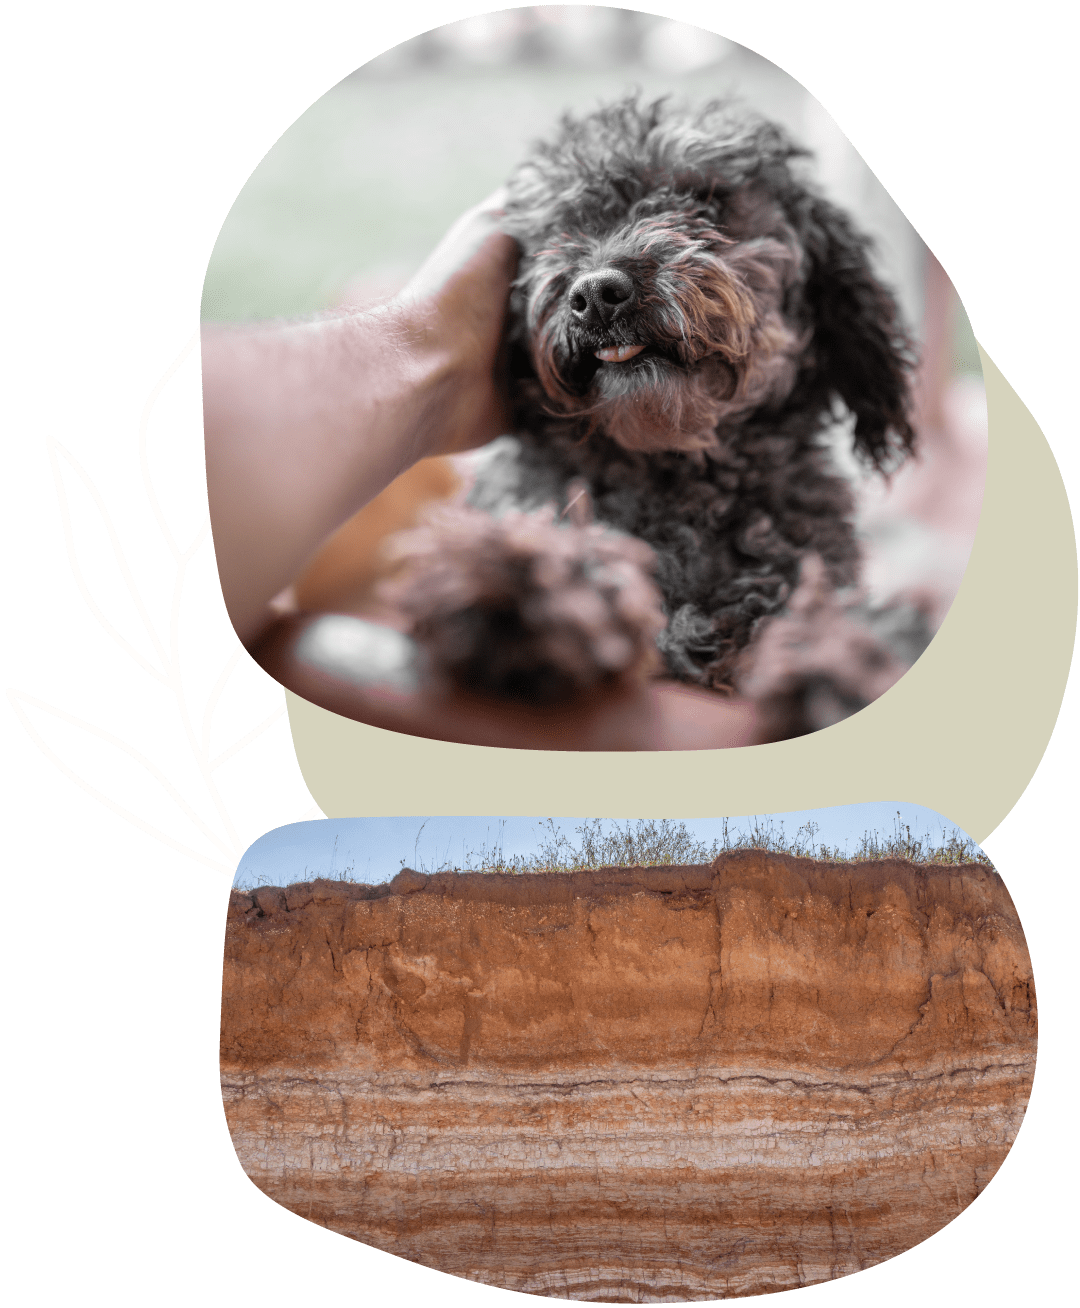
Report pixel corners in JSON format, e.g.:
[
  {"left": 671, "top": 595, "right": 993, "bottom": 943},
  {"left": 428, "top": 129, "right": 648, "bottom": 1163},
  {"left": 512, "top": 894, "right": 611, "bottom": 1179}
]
[{"left": 222, "top": 853, "right": 1035, "bottom": 1301}]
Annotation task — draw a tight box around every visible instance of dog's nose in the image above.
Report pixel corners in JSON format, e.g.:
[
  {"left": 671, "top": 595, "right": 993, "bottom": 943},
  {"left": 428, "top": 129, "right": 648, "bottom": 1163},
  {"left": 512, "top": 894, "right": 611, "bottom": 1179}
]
[{"left": 568, "top": 268, "right": 634, "bottom": 327}]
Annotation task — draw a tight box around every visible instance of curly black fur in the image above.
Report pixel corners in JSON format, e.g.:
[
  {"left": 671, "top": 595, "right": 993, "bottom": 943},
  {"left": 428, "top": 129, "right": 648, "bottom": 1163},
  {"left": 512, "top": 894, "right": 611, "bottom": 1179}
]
[
  {"left": 471, "top": 415, "right": 860, "bottom": 685},
  {"left": 467, "top": 95, "right": 918, "bottom": 691},
  {"left": 481, "top": 96, "right": 915, "bottom": 690}
]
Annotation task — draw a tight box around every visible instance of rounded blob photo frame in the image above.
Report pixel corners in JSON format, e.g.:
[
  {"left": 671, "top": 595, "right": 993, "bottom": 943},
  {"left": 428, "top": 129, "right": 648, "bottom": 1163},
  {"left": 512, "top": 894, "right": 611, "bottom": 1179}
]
[{"left": 202, "top": 9, "right": 1073, "bottom": 774}]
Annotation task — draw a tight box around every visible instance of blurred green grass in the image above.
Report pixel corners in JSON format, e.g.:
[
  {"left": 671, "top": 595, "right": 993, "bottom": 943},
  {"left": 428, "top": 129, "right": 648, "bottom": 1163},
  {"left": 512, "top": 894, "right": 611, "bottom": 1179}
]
[{"left": 202, "top": 47, "right": 980, "bottom": 379}]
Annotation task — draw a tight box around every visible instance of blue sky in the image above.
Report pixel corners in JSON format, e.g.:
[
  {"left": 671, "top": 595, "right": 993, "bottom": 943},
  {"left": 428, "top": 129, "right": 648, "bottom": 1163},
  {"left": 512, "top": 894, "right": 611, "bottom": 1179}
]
[{"left": 232, "top": 803, "right": 980, "bottom": 888}]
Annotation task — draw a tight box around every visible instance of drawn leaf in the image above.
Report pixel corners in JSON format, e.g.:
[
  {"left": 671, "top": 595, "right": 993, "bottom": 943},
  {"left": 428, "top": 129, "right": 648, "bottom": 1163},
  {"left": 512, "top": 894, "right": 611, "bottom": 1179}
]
[
  {"left": 46, "top": 436, "right": 171, "bottom": 685},
  {"left": 9, "top": 327, "right": 320, "bottom": 878},
  {"left": 8, "top": 690, "right": 237, "bottom": 873},
  {"left": 138, "top": 327, "right": 201, "bottom": 562},
  {"left": 210, "top": 707, "right": 287, "bottom": 773},
  {"left": 201, "top": 650, "right": 244, "bottom": 755}
]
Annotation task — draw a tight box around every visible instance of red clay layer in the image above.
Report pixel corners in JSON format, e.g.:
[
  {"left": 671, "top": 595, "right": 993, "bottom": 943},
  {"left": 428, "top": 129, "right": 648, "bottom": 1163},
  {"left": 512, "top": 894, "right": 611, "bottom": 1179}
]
[{"left": 221, "top": 851, "right": 1035, "bottom": 1300}]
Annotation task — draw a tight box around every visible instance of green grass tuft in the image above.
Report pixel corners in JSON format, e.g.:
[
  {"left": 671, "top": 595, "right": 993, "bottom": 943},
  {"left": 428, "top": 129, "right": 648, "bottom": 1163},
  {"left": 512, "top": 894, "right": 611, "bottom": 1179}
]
[
  {"left": 408, "top": 813, "right": 992, "bottom": 876},
  {"left": 239, "top": 814, "right": 991, "bottom": 889}
]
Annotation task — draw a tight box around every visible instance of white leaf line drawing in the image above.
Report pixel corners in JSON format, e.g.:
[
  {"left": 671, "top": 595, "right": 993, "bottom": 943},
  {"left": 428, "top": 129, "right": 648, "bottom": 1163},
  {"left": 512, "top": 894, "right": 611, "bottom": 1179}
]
[{"left": 10, "top": 333, "right": 308, "bottom": 871}]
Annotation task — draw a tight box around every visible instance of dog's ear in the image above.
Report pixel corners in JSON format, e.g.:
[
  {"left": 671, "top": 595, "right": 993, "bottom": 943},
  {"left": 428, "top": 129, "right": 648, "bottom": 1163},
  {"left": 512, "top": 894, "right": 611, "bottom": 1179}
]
[{"left": 801, "top": 197, "right": 917, "bottom": 470}]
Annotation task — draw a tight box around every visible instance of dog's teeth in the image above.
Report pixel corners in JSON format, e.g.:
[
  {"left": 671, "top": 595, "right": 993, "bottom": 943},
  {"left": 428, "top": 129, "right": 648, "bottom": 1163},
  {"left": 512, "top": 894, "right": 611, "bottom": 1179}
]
[{"left": 595, "top": 343, "right": 645, "bottom": 363}]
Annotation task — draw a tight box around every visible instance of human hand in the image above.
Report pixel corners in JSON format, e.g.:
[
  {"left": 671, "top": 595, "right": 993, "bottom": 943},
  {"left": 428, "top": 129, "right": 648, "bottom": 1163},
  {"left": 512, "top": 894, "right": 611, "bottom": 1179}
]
[{"left": 393, "top": 189, "right": 520, "bottom": 458}]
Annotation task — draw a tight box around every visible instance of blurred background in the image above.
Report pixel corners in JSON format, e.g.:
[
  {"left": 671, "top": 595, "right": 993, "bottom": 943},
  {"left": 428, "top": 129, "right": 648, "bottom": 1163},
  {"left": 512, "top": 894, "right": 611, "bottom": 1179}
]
[{"left": 203, "top": 6, "right": 987, "bottom": 642}]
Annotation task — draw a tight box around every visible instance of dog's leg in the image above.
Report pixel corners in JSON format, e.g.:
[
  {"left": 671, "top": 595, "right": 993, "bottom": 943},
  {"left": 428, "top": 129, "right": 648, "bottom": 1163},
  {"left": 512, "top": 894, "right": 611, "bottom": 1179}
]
[{"left": 378, "top": 504, "right": 666, "bottom": 704}]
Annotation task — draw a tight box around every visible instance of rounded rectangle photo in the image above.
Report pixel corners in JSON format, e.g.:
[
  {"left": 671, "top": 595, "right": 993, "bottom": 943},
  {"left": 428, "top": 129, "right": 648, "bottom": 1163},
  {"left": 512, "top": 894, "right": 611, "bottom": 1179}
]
[{"left": 220, "top": 805, "right": 1035, "bottom": 1300}]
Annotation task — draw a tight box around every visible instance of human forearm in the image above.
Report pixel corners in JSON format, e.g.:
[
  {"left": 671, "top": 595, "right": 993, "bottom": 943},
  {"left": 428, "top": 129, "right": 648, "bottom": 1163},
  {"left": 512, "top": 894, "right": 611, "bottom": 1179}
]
[
  {"left": 204, "top": 307, "right": 447, "bottom": 643},
  {"left": 202, "top": 199, "right": 517, "bottom": 645}
]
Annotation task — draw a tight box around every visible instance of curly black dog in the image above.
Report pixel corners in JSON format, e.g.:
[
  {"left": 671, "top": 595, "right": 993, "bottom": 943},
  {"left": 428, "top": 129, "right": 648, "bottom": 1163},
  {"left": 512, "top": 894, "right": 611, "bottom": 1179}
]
[{"left": 386, "top": 96, "right": 917, "bottom": 704}]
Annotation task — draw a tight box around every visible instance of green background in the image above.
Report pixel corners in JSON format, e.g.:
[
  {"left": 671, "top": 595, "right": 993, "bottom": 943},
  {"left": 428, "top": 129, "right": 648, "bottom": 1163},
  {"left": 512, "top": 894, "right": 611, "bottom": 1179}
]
[{"left": 4, "top": 2, "right": 1072, "bottom": 1308}]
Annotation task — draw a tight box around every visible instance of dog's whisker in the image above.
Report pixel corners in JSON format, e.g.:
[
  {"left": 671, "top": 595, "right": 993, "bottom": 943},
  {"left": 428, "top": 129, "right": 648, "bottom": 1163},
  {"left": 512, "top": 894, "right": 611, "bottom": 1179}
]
[{"left": 561, "top": 487, "right": 585, "bottom": 514}]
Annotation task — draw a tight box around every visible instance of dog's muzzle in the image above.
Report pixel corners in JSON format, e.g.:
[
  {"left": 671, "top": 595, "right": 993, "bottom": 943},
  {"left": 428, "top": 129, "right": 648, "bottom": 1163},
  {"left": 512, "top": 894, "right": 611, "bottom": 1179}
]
[{"left": 566, "top": 267, "right": 649, "bottom": 365}]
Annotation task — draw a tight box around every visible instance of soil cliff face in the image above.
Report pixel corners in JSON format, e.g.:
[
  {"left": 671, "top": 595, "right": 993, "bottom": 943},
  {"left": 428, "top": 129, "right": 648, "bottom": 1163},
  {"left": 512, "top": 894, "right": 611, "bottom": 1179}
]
[{"left": 221, "top": 853, "right": 1035, "bottom": 1301}]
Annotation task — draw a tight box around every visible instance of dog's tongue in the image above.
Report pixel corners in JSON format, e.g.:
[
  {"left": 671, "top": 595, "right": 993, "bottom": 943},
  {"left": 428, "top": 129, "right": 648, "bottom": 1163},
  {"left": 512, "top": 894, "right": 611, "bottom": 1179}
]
[{"left": 595, "top": 343, "right": 645, "bottom": 363}]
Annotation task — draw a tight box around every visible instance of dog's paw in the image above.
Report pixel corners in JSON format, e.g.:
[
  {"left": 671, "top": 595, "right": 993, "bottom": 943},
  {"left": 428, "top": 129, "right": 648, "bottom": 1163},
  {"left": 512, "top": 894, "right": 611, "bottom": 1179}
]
[{"left": 378, "top": 504, "right": 666, "bottom": 704}]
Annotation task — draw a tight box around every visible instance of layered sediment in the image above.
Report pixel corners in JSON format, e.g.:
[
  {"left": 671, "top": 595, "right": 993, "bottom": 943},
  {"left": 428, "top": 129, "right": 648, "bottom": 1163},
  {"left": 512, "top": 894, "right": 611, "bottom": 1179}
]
[{"left": 220, "top": 854, "right": 1035, "bottom": 1300}]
